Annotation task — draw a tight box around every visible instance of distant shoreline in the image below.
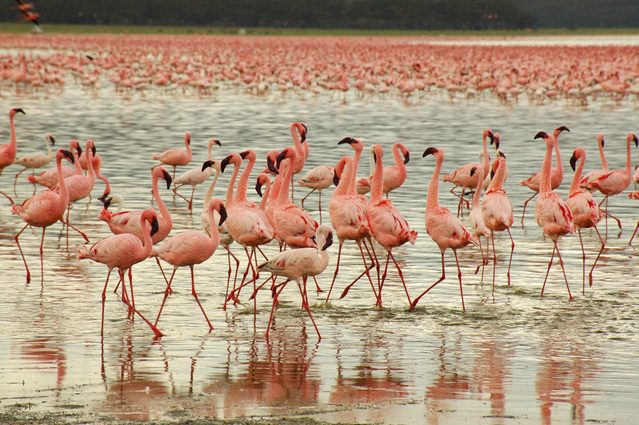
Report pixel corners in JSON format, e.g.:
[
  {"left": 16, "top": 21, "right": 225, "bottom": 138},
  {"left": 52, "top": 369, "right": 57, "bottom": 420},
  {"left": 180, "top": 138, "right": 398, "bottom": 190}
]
[{"left": 1, "top": 22, "right": 639, "bottom": 36}]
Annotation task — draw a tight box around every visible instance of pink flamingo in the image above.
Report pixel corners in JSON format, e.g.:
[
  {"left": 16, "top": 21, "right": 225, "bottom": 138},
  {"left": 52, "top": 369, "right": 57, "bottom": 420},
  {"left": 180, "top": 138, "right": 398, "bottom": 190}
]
[
  {"left": 628, "top": 192, "right": 639, "bottom": 245},
  {"left": 442, "top": 129, "right": 494, "bottom": 216},
  {"left": 0, "top": 108, "right": 25, "bottom": 201},
  {"left": 579, "top": 134, "right": 608, "bottom": 190},
  {"left": 468, "top": 165, "right": 490, "bottom": 281},
  {"left": 298, "top": 164, "right": 334, "bottom": 223},
  {"left": 410, "top": 147, "right": 478, "bottom": 311},
  {"left": 356, "top": 143, "right": 410, "bottom": 197},
  {"left": 8, "top": 149, "right": 88, "bottom": 283},
  {"left": 173, "top": 138, "right": 221, "bottom": 211},
  {"left": 533, "top": 131, "right": 574, "bottom": 300},
  {"left": 77, "top": 208, "right": 163, "bottom": 338},
  {"left": 520, "top": 126, "right": 570, "bottom": 225},
  {"left": 151, "top": 131, "right": 192, "bottom": 195},
  {"left": 27, "top": 140, "right": 82, "bottom": 189},
  {"left": 362, "top": 144, "right": 417, "bottom": 307},
  {"left": 258, "top": 224, "right": 334, "bottom": 340},
  {"left": 325, "top": 155, "right": 378, "bottom": 304},
  {"left": 152, "top": 199, "right": 226, "bottom": 331},
  {"left": 566, "top": 148, "right": 605, "bottom": 293},
  {"left": 590, "top": 132, "right": 638, "bottom": 238},
  {"left": 99, "top": 166, "right": 173, "bottom": 244},
  {"left": 479, "top": 155, "right": 514, "bottom": 290},
  {"left": 13, "top": 134, "right": 54, "bottom": 193},
  {"left": 289, "top": 122, "right": 308, "bottom": 199}
]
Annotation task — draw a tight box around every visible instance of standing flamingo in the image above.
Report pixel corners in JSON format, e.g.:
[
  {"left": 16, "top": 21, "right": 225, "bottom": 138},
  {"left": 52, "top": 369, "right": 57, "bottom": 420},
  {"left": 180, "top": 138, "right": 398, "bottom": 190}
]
[
  {"left": 362, "top": 144, "right": 417, "bottom": 307},
  {"left": 27, "top": 140, "right": 82, "bottom": 189},
  {"left": 520, "top": 125, "right": 570, "bottom": 224},
  {"left": 13, "top": 134, "right": 55, "bottom": 193},
  {"left": 480, "top": 156, "right": 514, "bottom": 290},
  {"left": 468, "top": 165, "right": 490, "bottom": 281},
  {"left": 173, "top": 138, "right": 221, "bottom": 211},
  {"left": 628, "top": 192, "right": 639, "bottom": 245},
  {"left": 356, "top": 143, "right": 410, "bottom": 197},
  {"left": 410, "top": 147, "right": 478, "bottom": 311},
  {"left": 258, "top": 224, "right": 334, "bottom": 340},
  {"left": 152, "top": 199, "right": 226, "bottom": 331},
  {"left": 533, "top": 131, "right": 575, "bottom": 300},
  {"left": 298, "top": 164, "right": 334, "bottom": 223},
  {"left": 566, "top": 148, "right": 605, "bottom": 293},
  {"left": 590, "top": 132, "right": 638, "bottom": 238},
  {"left": 579, "top": 134, "right": 608, "bottom": 190},
  {"left": 289, "top": 122, "right": 308, "bottom": 199},
  {"left": 77, "top": 209, "right": 163, "bottom": 337},
  {"left": 0, "top": 108, "right": 25, "bottom": 200},
  {"left": 9, "top": 149, "right": 88, "bottom": 283},
  {"left": 151, "top": 132, "right": 192, "bottom": 196}
]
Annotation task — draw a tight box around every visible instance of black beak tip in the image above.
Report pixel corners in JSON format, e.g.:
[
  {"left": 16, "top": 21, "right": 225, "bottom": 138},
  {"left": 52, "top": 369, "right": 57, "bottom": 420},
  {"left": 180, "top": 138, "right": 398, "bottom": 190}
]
[
  {"left": 202, "top": 160, "right": 214, "bottom": 172},
  {"left": 218, "top": 205, "right": 228, "bottom": 226},
  {"left": 422, "top": 147, "right": 437, "bottom": 157},
  {"left": 470, "top": 166, "right": 477, "bottom": 177},
  {"left": 255, "top": 182, "right": 263, "bottom": 197},
  {"left": 220, "top": 155, "right": 232, "bottom": 173},
  {"left": 570, "top": 154, "right": 577, "bottom": 171},
  {"left": 534, "top": 131, "right": 548, "bottom": 140},
  {"left": 14, "top": 108, "right": 25, "bottom": 115},
  {"left": 338, "top": 137, "right": 355, "bottom": 145},
  {"left": 240, "top": 150, "right": 250, "bottom": 159},
  {"left": 333, "top": 171, "right": 340, "bottom": 186},
  {"left": 150, "top": 217, "right": 159, "bottom": 237},
  {"left": 162, "top": 170, "right": 173, "bottom": 189},
  {"left": 403, "top": 151, "right": 410, "bottom": 164}
]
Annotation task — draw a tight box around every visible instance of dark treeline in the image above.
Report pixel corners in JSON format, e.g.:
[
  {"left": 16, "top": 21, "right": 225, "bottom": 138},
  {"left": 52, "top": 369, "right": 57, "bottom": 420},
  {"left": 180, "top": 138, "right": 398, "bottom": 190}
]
[
  {"left": 2, "top": 0, "right": 639, "bottom": 30},
  {"left": 1, "top": 0, "right": 536, "bottom": 29}
]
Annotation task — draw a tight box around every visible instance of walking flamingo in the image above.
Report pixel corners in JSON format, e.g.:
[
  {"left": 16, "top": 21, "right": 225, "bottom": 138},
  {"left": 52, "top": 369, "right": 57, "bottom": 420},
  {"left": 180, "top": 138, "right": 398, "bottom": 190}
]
[
  {"left": 0, "top": 108, "right": 24, "bottom": 176},
  {"left": 468, "top": 165, "right": 490, "bottom": 281},
  {"left": 77, "top": 208, "right": 163, "bottom": 337},
  {"left": 258, "top": 224, "right": 334, "bottom": 340},
  {"left": 520, "top": 125, "right": 570, "bottom": 224},
  {"left": 480, "top": 156, "right": 514, "bottom": 290},
  {"left": 13, "top": 134, "right": 55, "bottom": 193},
  {"left": 579, "top": 134, "right": 608, "bottom": 190},
  {"left": 590, "top": 132, "right": 638, "bottom": 238},
  {"left": 298, "top": 164, "right": 334, "bottom": 223},
  {"left": 628, "top": 192, "right": 639, "bottom": 245},
  {"left": 442, "top": 129, "right": 494, "bottom": 216},
  {"left": 9, "top": 149, "right": 88, "bottom": 283},
  {"left": 356, "top": 143, "right": 410, "bottom": 196},
  {"left": 27, "top": 140, "right": 82, "bottom": 189},
  {"left": 410, "top": 147, "right": 478, "bottom": 311},
  {"left": 152, "top": 199, "right": 226, "bottom": 331},
  {"left": 99, "top": 166, "right": 173, "bottom": 244},
  {"left": 533, "top": 131, "right": 575, "bottom": 300},
  {"left": 151, "top": 131, "right": 192, "bottom": 196},
  {"left": 363, "top": 144, "right": 417, "bottom": 307},
  {"left": 566, "top": 148, "right": 605, "bottom": 293},
  {"left": 173, "top": 138, "right": 221, "bottom": 211}
]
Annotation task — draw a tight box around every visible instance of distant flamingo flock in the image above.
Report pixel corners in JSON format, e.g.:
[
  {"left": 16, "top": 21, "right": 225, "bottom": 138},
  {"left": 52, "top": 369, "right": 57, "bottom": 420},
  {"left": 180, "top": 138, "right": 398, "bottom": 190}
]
[
  {"left": 2, "top": 34, "right": 639, "bottom": 103},
  {"left": 1, "top": 106, "right": 639, "bottom": 341}
]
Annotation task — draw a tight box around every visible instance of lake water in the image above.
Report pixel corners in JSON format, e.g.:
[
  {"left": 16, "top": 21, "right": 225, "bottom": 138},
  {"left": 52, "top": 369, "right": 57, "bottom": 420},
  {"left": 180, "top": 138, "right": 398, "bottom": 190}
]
[{"left": 1, "top": 43, "right": 639, "bottom": 424}]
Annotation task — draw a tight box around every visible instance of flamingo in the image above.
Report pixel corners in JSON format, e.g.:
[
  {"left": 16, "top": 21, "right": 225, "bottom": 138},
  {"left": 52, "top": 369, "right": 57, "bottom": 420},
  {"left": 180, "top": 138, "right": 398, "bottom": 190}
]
[
  {"left": 479, "top": 155, "right": 514, "bottom": 290},
  {"left": 0, "top": 108, "right": 25, "bottom": 200},
  {"left": 27, "top": 140, "right": 82, "bottom": 189},
  {"left": 173, "top": 138, "right": 221, "bottom": 211},
  {"left": 77, "top": 208, "right": 163, "bottom": 338},
  {"left": 151, "top": 131, "right": 192, "bottom": 196},
  {"left": 590, "top": 132, "right": 638, "bottom": 238},
  {"left": 442, "top": 129, "right": 494, "bottom": 216},
  {"left": 566, "top": 148, "right": 605, "bottom": 293},
  {"left": 628, "top": 192, "right": 639, "bottom": 245},
  {"left": 258, "top": 224, "right": 334, "bottom": 340},
  {"left": 13, "top": 134, "right": 55, "bottom": 193},
  {"left": 410, "top": 147, "right": 478, "bottom": 311},
  {"left": 520, "top": 125, "right": 570, "bottom": 225},
  {"left": 288, "top": 122, "right": 308, "bottom": 199},
  {"left": 633, "top": 166, "right": 639, "bottom": 189},
  {"left": 298, "top": 164, "right": 334, "bottom": 223},
  {"left": 99, "top": 166, "right": 173, "bottom": 244},
  {"left": 362, "top": 144, "right": 417, "bottom": 308},
  {"left": 579, "top": 134, "right": 608, "bottom": 190},
  {"left": 152, "top": 199, "right": 226, "bottom": 331},
  {"left": 356, "top": 143, "right": 410, "bottom": 197},
  {"left": 533, "top": 131, "right": 574, "bottom": 300},
  {"left": 9, "top": 149, "right": 88, "bottom": 283}
]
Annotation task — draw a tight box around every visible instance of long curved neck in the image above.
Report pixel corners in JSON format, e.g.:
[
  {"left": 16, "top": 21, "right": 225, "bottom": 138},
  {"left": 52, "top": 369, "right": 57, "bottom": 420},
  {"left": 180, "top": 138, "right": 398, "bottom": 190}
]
[
  {"left": 350, "top": 148, "right": 361, "bottom": 195},
  {"left": 392, "top": 145, "right": 403, "bottom": 168},
  {"left": 45, "top": 138, "right": 53, "bottom": 157},
  {"left": 481, "top": 134, "right": 490, "bottom": 176},
  {"left": 203, "top": 169, "right": 220, "bottom": 206},
  {"left": 625, "top": 137, "right": 633, "bottom": 175},
  {"left": 206, "top": 208, "right": 221, "bottom": 247},
  {"left": 152, "top": 173, "right": 171, "bottom": 225},
  {"left": 225, "top": 162, "right": 240, "bottom": 209},
  {"left": 472, "top": 169, "right": 483, "bottom": 207},
  {"left": 8, "top": 113, "right": 17, "bottom": 155},
  {"left": 207, "top": 143, "right": 215, "bottom": 161},
  {"left": 540, "top": 140, "right": 554, "bottom": 194},
  {"left": 599, "top": 141, "right": 608, "bottom": 170},
  {"left": 94, "top": 159, "right": 110, "bottom": 194},
  {"left": 553, "top": 138, "right": 563, "bottom": 178},
  {"left": 488, "top": 162, "right": 506, "bottom": 191},
  {"left": 426, "top": 157, "right": 442, "bottom": 211},
  {"left": 569, "top": 156, "right": 585, "bottom": 195},
  {"left": 184, "top": 137, "right": 191, "bottom": 155},
  {"left": 86, "top": 150, "right": 95, "bottom": 181},
  {"left": 235, "top": 156, "right": 255, "bottom": 204},
  {"left": 56, "top": 156, "right": 69, "bottom": 205},
  {"left": 334, "top": 160, "right": 353, "bottom": 197},
  {"left": 277, "top": 160, "right": 294, "bottom": 205},
  {"left": 260, "top": 181, "right": 271, "bottom": 210},
  {"left": 72, "top": 151, "right": 83, "bottom": 173},
  {"left": 139, "top": 217, "right": 153, "bottom": 251},
  {"left": 270, "top": 173, "right": 282, "bottom": 204},
  {"left": 370, "top": 153, "right": 384, "bottom": 201}
]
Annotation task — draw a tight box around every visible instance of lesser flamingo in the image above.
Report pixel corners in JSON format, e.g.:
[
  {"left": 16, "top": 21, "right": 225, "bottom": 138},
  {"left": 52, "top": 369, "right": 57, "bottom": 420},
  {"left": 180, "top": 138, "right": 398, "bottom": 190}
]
[
  {"left": 173, "top": 138, "right": 221, "bottom": 211},
  {"left": 151, "top": 131, "right": 192, "bottom": 197},
  {"left": 13, "top": 134, "right": 54, "bottom": 193},
  {"left": 356, "top": 143, "right": 410, "bottom": 197}
]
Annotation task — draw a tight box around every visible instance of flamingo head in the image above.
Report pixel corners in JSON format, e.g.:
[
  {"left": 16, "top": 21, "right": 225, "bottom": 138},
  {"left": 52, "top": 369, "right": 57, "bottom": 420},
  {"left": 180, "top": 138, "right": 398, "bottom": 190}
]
[
  {"left": 570, "top": 148, "right": 585, "bottom": 172},
  {"left": 629, "top": 132, "right": 639, "bottom": 147},
  {"left": 46, "top": 134, "right": 55, "bottom": 146},
  {"left": 276, "top": 147, "right": 296, "bottom": 168},
  {"left": 265, "top": 150, "right": 279, "bottom": 175},
  {"left": 86, "top": 140, "right": 96, "bottom": 157},
  {"left": 333, "top": 157, "right": 348, "bottom": 186},
  {"left": 491, "top": 132, "right": 500, "bottom": 149},
  {"left": 220, "top": 153, "right": 242, "bottom": 173},
  {"left": 372, "top": 144, "right": 384, "bottom": 164},
  {"left": 296, "top": 122, "right": 308, "bottom": 143},
  {"left": 469, "top": 166, "right": 478, "bottom": 177},
  {"left": 554, "top": 125, "right": 570, "bottom": 138},
  {"left": 491, "top": 157, "right": 505, "bottom": 179},
  {"left": 201, "top": 159, "right": 220, "bottom": 173},
  {"left": 69, "top": 139, "right": 82, "bottom": 157},
  {"left": 240, "top": 149, "right": 256, "bottom": 161},
  {"left": 184, "top": 132, "right": 191, "bottom": 146},
  {"left": 497, "top": 149, "right": 506, "bottom": 159},
  {"left": 534, "top": 131, "right": 549, "bottom": 140},
  {"left": 483, "top": 128, "right": 495, "bottom": 145},
  {"left": 149, "top": 214, "right": 159, "bottom": 237},
  {"left": 10, "top": 108, "right": 25, "bottom": 118},
  {"left": 57, "top": 149, "right": 75, "bottom": 164},
  {"left": 315, "top": 224, "right": 334, "bottom": 251},
  {"left": 255, "top": 173, "right": 271, "bottom": 197},
  {"left": 338, "top": 137, "right": 363, "bottom": 152},
  {"left": 597, "top": 133, "right": 605, "bottom": 148},
  {"left": 422, "top": 147, "right": 440, "bottom": 158},
  {"left": 152, "top": 166, "right": 172, "bottom": 189},
  {"left": 208, "top": 199, "right": 227, "bottom": 226},
  {"left": 208, "top": 138, "right": 222, "bottom": 148}
]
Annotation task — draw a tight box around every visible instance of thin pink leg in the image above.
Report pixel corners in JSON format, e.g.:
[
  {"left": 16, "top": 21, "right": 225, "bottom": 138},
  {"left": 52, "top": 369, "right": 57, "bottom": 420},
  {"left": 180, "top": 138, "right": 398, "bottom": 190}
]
[
  {"left": 65, "top": 204, "right": 70, "bottom": 251},
  {"left": 300, "top": 277, "right": 321, "bottom": 340},
  {"left": 491, "top": 231, "right": 497, "bottom": 292},
  {"left": 589, "top": 226, "right": 606, "bottom": 288},
  {"left": 39, "top": 227, "right": 46, "bottom": 285},
  {"left": 265, "top": 279, "right": 289, "bottom": 339},
  {"left": 300, "top": 188, "right": 315, "bottom": 210},
  {"left": 629, "top": 221, "right": 639, "bottom": 245},
  {"left": 540, "top": 244, "right": 556, "bottom": 297},
  {"left": 410, "top": 251, "right": 446, "bottom": 311},
  {"left": 325, "top": 241, "right": 343, "bottom": 303},
  {"left": 506, "top": 227, "right": 515, "bottom": 287},
  {"left": 453, "top": 249, "right": 465, "bottom": 312},
  {"left": 154, "top": 267, "right": 177, "bottom": 326},
  {"left": 126, "top": 269, "right": 164, "bottom": 337},
  {"left": 101, "top": 268, "right": 113, "bottom": 337},
  {"left": 190, "top": 265, "right": 214, "bottom": 331},
  {"left": 520, "top": 192, "right": 538, "bottom": 225},
  {"left": 578, "top": 228, "right": 586, "bottom": 295},
  {"left": 376, "top": 251, "right": 391, "bottom": 307},
  {"left": 554, "top": 240, "right": 573, "bottom": 300},
  {"left": 338, "top": 240, "right": 378, "bottom": 301},
  {"left": 390, "top": 251, "right": 412, "bottom": 307},
  {"left": 312, "top": 275, "right": 322, "bottom": 293},
  {"left": 14, "top": 223, "right": 31, "bottom": 284},
  {"left": 61, "top": 218, "right": 89, "bottom": 242}
]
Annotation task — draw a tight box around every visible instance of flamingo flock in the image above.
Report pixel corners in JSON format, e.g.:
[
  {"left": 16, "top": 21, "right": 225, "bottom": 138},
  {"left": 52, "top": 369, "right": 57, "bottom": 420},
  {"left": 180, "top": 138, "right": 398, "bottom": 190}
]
[{"left": 2, "top": 106, "right": 639, "bottom": 341}]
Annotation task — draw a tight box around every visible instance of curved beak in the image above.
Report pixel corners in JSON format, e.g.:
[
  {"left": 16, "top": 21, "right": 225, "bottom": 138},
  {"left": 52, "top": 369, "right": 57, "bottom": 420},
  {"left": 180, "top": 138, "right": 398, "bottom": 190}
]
[
  {"left": 91, "top": 144, "right": 97, "bottom": 156},
  {"left": 422, "top": 147, "right": 437, "bottom": 157},
  {"left": 267, "top": 156, "right": 279, "bottom": 175},
  {"left": 470, "top": 166, "right": 477, "bottom": 177},
  {"left": 103, "top": 196, "right": 112, "bottom": 210},
  {"left": 161, "top": 169, "right": 173, "bottom": 189},
  {"left": 213, "top": 139, "right": 222, "bottom": 146},
  {"left": 322, "top": 232, "right": 334, "bottom": 250},
  {"left": 48, "top": 135, "right": 56, "bottom": 146},
  {"left": 150, "top": 217, "right": 159, "bottom": 237},
  {"left": 62, "top": 149, "right": 75, "bottom": 163},
  {"left": 240, "top": 150, "right": 250, "bottom": 159},
  {"left": 333, "top": 170, "right": 340, "bottom": 186},
  {"left": 403, "top": 150, "right": 410, "bottom": 164},
  {"left": 557, "top": 125, "right": 570, "bottom": 133},
  {"left": 76, "top": 144, "right": 83, "bottom": 157},
  {"left": 570, "top": 152, "right": 577, "bottom": 171},
  {"left": 487, "top": 130, "right": 495, "bottom": 144},
  {"left": 255, "top": 180, "right": 264, "bottom": 197},
  {"left": 534, "top": 131, "right": 548, "bottom": 140},
  {"left": 633, "top": 134, "right": 639, "bottom": 147},
  {"left": 202, "top": 160, "right": 214, "bottom": 172},
  {"left": 220, "top": 155, "right": 232, "bottom": 173},
  {"left": 276, "top": 150, "right": 289, "bottom": 168},
  {"left": 98, "top": 189, "right": 109, "bottom": 203},
  {"left": 338, "top": 137, "right": 356, "bottom": 145},
  {"left": 218, "top": 204, "right": 227, "bottom": 226},
  {"left": 14, "top": 108, "right": 25, "bottom": 115}
]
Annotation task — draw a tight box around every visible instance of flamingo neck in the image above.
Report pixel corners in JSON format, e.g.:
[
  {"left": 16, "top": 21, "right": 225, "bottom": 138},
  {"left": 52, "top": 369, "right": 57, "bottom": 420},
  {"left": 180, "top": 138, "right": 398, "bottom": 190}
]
[
  {"left": 625, "top": 136, "right": 633, "bottom": 175},
  {"left": 350, "top": 148, "right": 361, "bottom": 195},
  {"left": 235, "top": 156, "right": 255, "bottom": 204},
  {"left": 553, "top": 137, "right": 563, "bottom": 178},
  {"left": 56, "top": 156, "right": 69, "bottom": 205},
  {"left": 334, "top": 159, "right": 353, "bottom": 197},
  {"left": 86, "top": 150, "right": 95, "bottom": 181},
  {"left": 206, "top": 207, "right": 221, "bottom": 247},
  {"left": 260, "top": 180, "right": 271, "bottom": 210},
  {"left": 225, "top": 162, "right": 240, "bottom": 209},
  {"left": 8, "top": 113, "right": 17, "bottom": 155},
  {"left": 139, "top": 216, "right": 153, "bottom": 251},
  {"left": 488, "top": 162, "right": 506, "bottom": 191},
  {"left": 291, "top": 124, "right": 303, "bottom": 153},
  {"left": 472, "top": 169, "right": 483, "bottom": 207},
  {"left": 207, "top": 142, "right": 215, "bottom": 161},
  {"left": 277, "top": 160, "right": 293, "bottom": 206},
  {"left": 270, "top": 174, "right": 282, "bottom": 205},
  {"left": 203, "top": 170, "right": 220, "bottom": 206},
  {"left": 73, "top": 151, "right": 83, "bottom": 173},
  {"left": 152, "top": 172, "right": 171, "bottom": 227},
  {"left": 184, "top": 137, "right": 191, "bottom": 155},
  {"left": 481, "top": 134, "right": 490, "bottom": 176},
  {"left": 599, "top": 141, "right": 608, "bottom": 170},
  {"left": 45, "top": 138, "right": 53, "bottom": 157},
  {"left": 540, "top": 139, "right": 554, "bottom": 194},
  {"left": 426, "top": 156, "right": 442, "bottom": 211},
  {"left": 569, "top": 155, "right": 585, "bottom": 196},
  {"left": 370, "top": 153, "right": 384, "bottom": 201}
]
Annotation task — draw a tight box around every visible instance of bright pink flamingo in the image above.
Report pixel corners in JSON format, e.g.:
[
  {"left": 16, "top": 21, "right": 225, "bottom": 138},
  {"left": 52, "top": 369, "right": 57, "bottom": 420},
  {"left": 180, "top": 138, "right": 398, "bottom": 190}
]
[
  {"left": 8, "top": 149, "right": 87, "bottom": 283},
  {"left": 298, "top": 164, "right": 334, "bottom": 223},
  {"left": 173, "top": 138, "right": 221, "bottom": 211},
  {"left": 628, "top": 192, "right": 639, "bottom": 245},
  {"left": 151, "top": 131, "right": 192, "bottom": 196},
  {"left": 362, "top": 144, "right": 417, "bottom": 307},
  {"left": 566, "top": 148, "right": 605, "bottom": 293},
  {"left": 442, "top": 129, "right": 494, "bottom": 216},
  {"left": 325, "top": 155, "right": 378, "bottom": 304},
  {"left": 152, "top": 199, "right": 226, "bottom": 331},
  {"left": 590, "top": 132, "right": 638, "bottom": 238},
  {"left": 77, "top": 208, "right": 163, "bottom": 338},
  {"left": 27, "top": 140, "right": 82, "bottom": 189},
  {"left": 0, "top": 108, "right": 25, "bottom": 183},
  {"left": 479, "top": 156, "right": 514, "bottom": 290},
  {"left": 356, "top": 143, "right": 410, "bottom": 196},
  {"left": 533, "top": 131, "right": 574, "bottom": 300},
  {"left": 410, "top": 147, "right": 478, "bottom": 311},
  {"left": 99, "top": 166, "right": 173, "bottom": 244},
  {"left": 289, "top": 122, "right": 308, "bottom": 199},
  {"left": 520, "top": 126, "right": 570, "bottom": 224},
  {"left": 258, "top": 225, "right": 334, "bottom": 340}
]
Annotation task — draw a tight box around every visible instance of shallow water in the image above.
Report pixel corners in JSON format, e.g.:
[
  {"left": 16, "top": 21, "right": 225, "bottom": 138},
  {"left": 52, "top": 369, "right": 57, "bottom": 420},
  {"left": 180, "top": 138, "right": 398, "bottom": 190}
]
[{"left": 1, "top": 76, "right": 639, "bottom": 424}]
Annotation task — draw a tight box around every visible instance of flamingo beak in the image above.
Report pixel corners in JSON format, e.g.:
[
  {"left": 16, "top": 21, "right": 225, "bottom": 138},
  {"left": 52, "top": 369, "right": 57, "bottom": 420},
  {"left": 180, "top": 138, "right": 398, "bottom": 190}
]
[
  {"left": 214, "top": 139, "right": 221, "bottom": 146},
  {"left": 470, "top": 166, "right": 477, "bottom": 177},
  {"left": 633, "top": 134, "right": 638, "bottom": 147},
  {"left": 161, "top": 169, "right": 172, "bottom": 189},
  {"left": 338, "top": 137, "right": 356, "bottom": 145},
  {"left": 91, "top": 144, "right": 97, "bottom": 156},
  {"left": 202, "top": 160, "right": 214, "bottom": 172},
  {"left": 403, "top": 151, "right": 410, "bottom": 164},
  {"left": 488, "top": 130, "right": 495, "bottom": 144},
  {"left": 255, "top": 180, "right": 263, "bottom": 197},
  {"left": 498, "top": 151, "right": 506, "bottom": 159},
  {"left": 570, "top": 152, "right": 577, "bottom": 171},
  {"left": 76, "top": 145, "right": 83, "bottom": 157},
  {"left": 601, "top": 137, "right": 605, "bottom": 148},
  {"left": 322, "top": 232, "right": 333, "bottom": 250},
  {"left": 62, "top": 149, "right": 75, "bottom": 163},
  {"left": 267, "top": 156, "right": 279, "bottom": 175},
  {"left": 14, "top": 108, "right": 25, "bottom": 115},
  {"left": 276, "top": 150, "right": 289, "bottom": 168},
  {"left": 558, "top": 125, "right": 570, "bottom": 133},
  {"left": 422, "top": 147, "right": 437, "bottom": 157},
  {"left": 150, "top": 217, "right": 159, "bottom": 237},
  {"left": 48, "top": 135, "right": 56, "bottom": 146},
  {"left": 240, "top": 150, "right": 250, "bottom": 159},
  {"left": 103, "top": 196, "right": 112, "bottom": 209},
  {"left": 534, "top": 131, "right": 548, "bottom": 140},
  {"left": 333, "top": 170, "right": 340, "bottom": 186},
  {"left": 218, "top": 204, "right": 227, "bottom": 226},
  {"left": 220, "top": 155, "right": 232, "bottom": 173}
]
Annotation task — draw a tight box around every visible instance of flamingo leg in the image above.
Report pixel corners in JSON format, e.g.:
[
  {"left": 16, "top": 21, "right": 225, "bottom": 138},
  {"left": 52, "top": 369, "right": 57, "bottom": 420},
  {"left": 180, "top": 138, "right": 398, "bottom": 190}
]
[
  {"left": 39, "top": 227, "right": 46, "bottom": 285},
  {"left": 265, "top": 279, "right": 289, "bottom": 340},
  {"left": 65, "top": 204, "right": 70, "bottom": 252},
  {"left": 60, "top": 218, "right": 89, "bottom": 242},
  {"left": 190, "top": 265, "right": 213, "bottom": 331},
  {"left": 100, "top": 268, "right": 113, "bottom": 337},
  {"left": 474, "top": 235, "right": 486, "bottom": 284},
  {"left": 554, "top": 240, "right": 573, "bottom": 300},
  {"left": 189, "top": 186, "right": 195, "bottom": 212},
  {"left": 456, "top": 187, "right": 466, "bottom": 217},
  {"left": 540, "top": 244, "right": 556, "bottom": 297},
  {"left": 14, "top": 223, "right": 31, "bottom": 284},
  {"left": 256, "top": 246, "right": 269, "bottom": 261},
  {"left": 0, "top": 189, "right": 15, "bottom": 204},
  {"left": 364, "top": 237, "right": 381, "bottom": 291},
  {"left": 603, "top": 196, "right": 609, "bottom": 239},
  {"left": 376, "top": 251, "right": 391, "bottom": 308},
  {"left": 154, "top": 266, "right": 177, "bottom": 327},
  {"left": 491, "top": 230, "right": 497, "bottom": 292},
  {"left": 452, "top": 249, "right": 465, "bottom": 312},
  {"left": 506, "top": 227, "right": 515, "bottom": 287},
  {"left": 520, "top": 192, "right": 538, "bottom": 225},
  {"left": 13, "top": 167, "right": 26, "bottom": 193},
  {"left": 155, "top": 257, "right": 173, "bottom": 294},
  {"left": 249, "top": 275, "right": 276, "bottom": 300},
  {"left": 410, "top": 251, "right": 446, "bottom": 311},
  {"left": 300, "top": 277, "right": 321, "bottom": 340},
  {"left": 589, "top": 226, "right": 606, "bottom": 288},
  {"left": 604, "top": 211, "right": 622, "bottom": 231},
  {"left": 629, "top": 221, "right": 639, "bottom": 245},
  {"left": 390, "top": 251, "right": 412, "bottom": 307},
  {"left": 312, "top": 275, "right": 322, "bottom": 293},
  {"left": 126, "top": 268, "right": 164, "bottom": 337},
  {"left": 318, "top": 190, "right": 323, "bottom": 224},
  {"left": 325, "top": 241, "right": 343, "bottom": 303},
  {"left": 338, "top": 240, "right": 378, "bottom": 301},
  {"left": 578, "top": 228, "right": 586, "bottom": 295},
  {"left": 300, "top": 188, "right": 315, "bottom": 210}
]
